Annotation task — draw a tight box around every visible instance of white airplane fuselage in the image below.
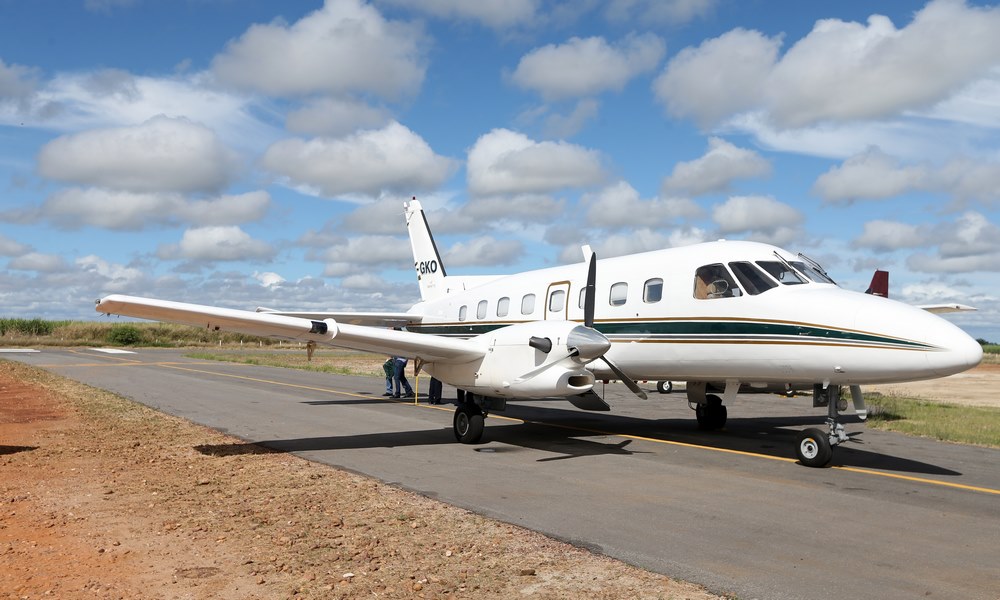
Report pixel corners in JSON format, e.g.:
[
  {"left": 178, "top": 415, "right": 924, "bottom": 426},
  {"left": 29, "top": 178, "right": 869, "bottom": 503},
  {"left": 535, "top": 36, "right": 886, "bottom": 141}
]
[{"left": 406, "top": 239, "right": 982, "bottom": 394}]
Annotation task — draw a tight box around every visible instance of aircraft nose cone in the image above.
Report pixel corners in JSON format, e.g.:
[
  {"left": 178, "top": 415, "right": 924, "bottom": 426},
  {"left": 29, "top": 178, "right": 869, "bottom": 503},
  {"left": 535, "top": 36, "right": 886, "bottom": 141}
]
[
  {"left": 929, "top": 326, "right": 983, "bottom": 376},
  {"left": 567, "top": 325, "right": 611, "bottom": 361}
]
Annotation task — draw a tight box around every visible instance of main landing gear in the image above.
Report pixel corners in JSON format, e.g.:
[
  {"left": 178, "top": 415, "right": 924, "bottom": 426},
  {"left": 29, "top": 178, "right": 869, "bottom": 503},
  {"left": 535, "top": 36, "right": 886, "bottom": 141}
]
[{"left": 452, "top": 390, "right": 505, "bottom": 444}]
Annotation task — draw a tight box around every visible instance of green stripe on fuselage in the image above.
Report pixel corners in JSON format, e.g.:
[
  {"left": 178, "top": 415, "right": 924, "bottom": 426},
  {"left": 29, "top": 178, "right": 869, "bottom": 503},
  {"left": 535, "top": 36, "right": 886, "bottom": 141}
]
[{"left": 407, "top": 319, "right": 935, "bottom": 349}]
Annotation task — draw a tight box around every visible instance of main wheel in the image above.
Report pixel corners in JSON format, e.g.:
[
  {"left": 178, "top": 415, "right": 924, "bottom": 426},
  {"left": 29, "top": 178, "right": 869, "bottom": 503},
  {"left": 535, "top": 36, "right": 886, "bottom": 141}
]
[
  {"left": 453, "top": 405, "right": 484, "bottom": 444},
  {"left": 656, "top": 381, "right": 673, "bottom": 394},
  {"left": 795, "top": 427, "right": 832, "bottom": 467},
  {"left": 695, "top": 394, "right": 727, "bottom": 430}
]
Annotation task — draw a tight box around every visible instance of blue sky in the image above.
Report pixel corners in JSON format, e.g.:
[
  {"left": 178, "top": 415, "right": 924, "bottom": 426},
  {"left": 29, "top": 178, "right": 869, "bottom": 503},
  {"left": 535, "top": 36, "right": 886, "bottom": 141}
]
[{"left": 1, "top": 0, "right": 998, "bottom": 340}]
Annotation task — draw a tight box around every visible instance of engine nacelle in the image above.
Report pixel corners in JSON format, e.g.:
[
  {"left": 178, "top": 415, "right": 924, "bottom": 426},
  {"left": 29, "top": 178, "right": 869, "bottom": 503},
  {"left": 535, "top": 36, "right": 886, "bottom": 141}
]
[{"left": 427, "top": 321, "right": 603, "bottom": 399}]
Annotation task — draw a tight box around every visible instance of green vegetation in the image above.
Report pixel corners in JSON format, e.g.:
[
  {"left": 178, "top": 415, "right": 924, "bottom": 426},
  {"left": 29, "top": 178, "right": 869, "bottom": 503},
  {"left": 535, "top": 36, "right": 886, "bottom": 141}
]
[
  {"left": 106, "top": 324, "right": 145, "bottom": 346},
  {"left": 0, "top": 318, "right": 282, "bottom": 348},
  {"left": 866, "top": 394, "right": 1000, "bottom": 448},
  {"left": 187, "top": 350, "right": 383, "bottom": 378},
  {"left": 0, "top": 317, "right": 64, "bottom": 337}
]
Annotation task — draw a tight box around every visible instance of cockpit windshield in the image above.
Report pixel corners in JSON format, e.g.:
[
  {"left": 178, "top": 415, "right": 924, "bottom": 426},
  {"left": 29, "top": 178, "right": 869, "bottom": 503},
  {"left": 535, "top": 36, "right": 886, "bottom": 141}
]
[
  {"left": 791, "top": 259, "right": 836, "bottom": 284},
  {"left": 756, "top": 261, "right": 807, "bottom": 285}
]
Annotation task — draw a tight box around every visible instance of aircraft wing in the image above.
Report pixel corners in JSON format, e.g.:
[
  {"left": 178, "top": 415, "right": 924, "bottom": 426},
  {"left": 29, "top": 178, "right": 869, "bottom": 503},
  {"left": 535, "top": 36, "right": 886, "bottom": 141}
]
[
  {"left": 919, "top": 303, "right": 977, "bottom": 314},
  {"left": 96, "top": 294, "right": 482, "bottom": 362},
  {"left": 255, "top": 307, "right": 419, "bottom": 328}
]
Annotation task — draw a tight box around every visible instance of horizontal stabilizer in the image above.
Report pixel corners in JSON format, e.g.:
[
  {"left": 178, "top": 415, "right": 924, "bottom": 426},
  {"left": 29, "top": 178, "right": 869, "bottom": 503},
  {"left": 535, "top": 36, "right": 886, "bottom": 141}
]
[{"left": 919, "top": 303, "right": 977, "bottom": 314}]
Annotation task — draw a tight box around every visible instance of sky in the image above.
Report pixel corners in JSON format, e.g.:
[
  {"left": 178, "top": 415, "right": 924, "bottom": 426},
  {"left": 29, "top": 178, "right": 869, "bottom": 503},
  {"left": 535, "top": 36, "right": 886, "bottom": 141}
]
[{"left": 1, "top": 0, "right": 998, "bottom": 341}]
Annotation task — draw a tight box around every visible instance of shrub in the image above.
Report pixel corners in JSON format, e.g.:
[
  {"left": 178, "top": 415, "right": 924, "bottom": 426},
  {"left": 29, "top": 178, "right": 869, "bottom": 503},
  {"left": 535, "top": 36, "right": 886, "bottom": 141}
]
[{"left": 106, "top": 324, "right": 145, "bottom": 346}]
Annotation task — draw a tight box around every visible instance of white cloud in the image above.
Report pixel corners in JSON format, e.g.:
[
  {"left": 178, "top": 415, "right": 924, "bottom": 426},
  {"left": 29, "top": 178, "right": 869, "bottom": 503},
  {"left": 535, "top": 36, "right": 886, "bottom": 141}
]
[
  {"left": 0, "top": 58, "right": 37, "bottom": 105},
  {"left": 321, "top": 235, "right": 412, "bottom": 266},
  {"left": 159, "top": 226, "right": 276, "bottom": 262},
  {"left": 444, "top": 237, "right": 523, "bottom": 267},
  {"left": 376, "top": 0, "right": 539, "bottom": 29},
  {"left": 262, "top": 122, "right": 456, "bottom": 198},
  {"left": 584, "top": 181, "right": 701, "bottom": 228},
  {"left": 654, "top": 1, "right": 1000, "bottom": 128},
  {"left": 661, "top": 137, "right": 771, "bottom": 196},
  {"left": 813, "top": 147, "right": 929, "bottom": 203},
  {"left": 653, "top": 28, "right": 779, "bottom": 128},
  {"left": 461, "top": 194, "right": 567, "bottom": 222},
  {"left": 211, "top": 0, "right": 427, "bottom": 100},
  {"left": 511, "top": 33, "right": 665, "bottom": 101},
  {"left": 852, "top": 220, "right": 927, "bottom": 251},
  {"left": 285, "top": 97, "right": 391, "bottom": 137},
  {"left": 712, "top": 195, "right": 803, "bottom": 245},
  {"left": 0, "top": 70, "right": 281, "bottom": 153},
  {"left": 541, "top": 99, "right": 600, "bottom": 139},
  {"left": 39, "top": 189, "right": 270, "bottom": 231},
  {"left": 37, "top": 116, "right": 240, "bottom": 194},
  {"left": 906, "top": 212, "right": 1000, "bottom": 273},
  {"left": 813, "top": 147, "right": 1000, "bottom": 204},
  {"left": 467, "top": 128, "right": 606, "bottom": 196},
  {"left": 341, "top": 272, "right": 387, "bottom": 290},
  {"left": 8, "top": 252, "right": 67, "bottom": 273},
  {"left": 76, "top": 255, "right": 145, "bottom": 292},
  {"left": 604, "top": 0, "right": 717, "bottom": 24},
  {"left": 253, "top": 271, "right": 286, "bottom": 287},
  {"left": 0, "top": 234, "right": 29, "bottom": 256}
]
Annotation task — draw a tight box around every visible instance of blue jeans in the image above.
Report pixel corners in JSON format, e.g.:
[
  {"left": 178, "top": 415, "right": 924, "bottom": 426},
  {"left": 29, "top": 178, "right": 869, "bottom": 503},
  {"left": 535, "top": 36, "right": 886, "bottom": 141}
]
[{"left": 393, "top": 360, "right": 413, "bottom": 395}]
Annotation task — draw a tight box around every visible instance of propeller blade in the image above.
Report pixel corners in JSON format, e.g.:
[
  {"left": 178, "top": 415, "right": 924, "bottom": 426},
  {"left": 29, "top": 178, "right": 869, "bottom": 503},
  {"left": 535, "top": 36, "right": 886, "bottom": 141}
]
[
  {"left": 599, "top": 356, "right": 648, "bottom": 400},
  {"left": 583, "top": 250, "right": 596, "bottom": 329},
  {"left": 513, "top": 350, "right": 577, "bottom": 383}
]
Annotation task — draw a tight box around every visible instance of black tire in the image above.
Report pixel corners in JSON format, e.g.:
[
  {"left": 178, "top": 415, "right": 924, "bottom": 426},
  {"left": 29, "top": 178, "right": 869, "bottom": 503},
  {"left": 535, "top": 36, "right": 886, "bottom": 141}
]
[
  {"left": 656, "top": 381, "right": 673, "bottom": 394},
  {"left": 695, "top": 394, "right": 727, "bottom": 430},
  {"left": 795, "top": 428, "right": 832, "bottom": 467},
  {"left": 453, "top": 405, "right": 484, "bottom": 444}
]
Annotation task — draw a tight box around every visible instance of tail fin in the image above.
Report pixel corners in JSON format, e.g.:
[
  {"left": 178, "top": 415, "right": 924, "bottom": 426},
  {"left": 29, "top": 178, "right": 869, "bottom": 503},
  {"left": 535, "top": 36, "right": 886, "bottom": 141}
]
[
  {"left": 404, "top": 198, "right": 448, "bottom": 301},
  {"left": 865, "top": 270, "right": 888, "bottom": 298}
]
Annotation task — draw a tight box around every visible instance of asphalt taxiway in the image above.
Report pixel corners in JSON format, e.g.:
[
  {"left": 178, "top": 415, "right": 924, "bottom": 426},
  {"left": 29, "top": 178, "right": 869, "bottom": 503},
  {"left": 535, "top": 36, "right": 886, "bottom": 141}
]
[{"left": 6, "top": 347, "right": 999, "bottom": 600}]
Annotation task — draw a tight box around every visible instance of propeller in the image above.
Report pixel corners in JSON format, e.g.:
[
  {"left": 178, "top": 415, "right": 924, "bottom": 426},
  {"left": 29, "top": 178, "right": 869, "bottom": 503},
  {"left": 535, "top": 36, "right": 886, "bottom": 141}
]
[{"left": 523, "top": 249, "right": 647, "bottom": 399}]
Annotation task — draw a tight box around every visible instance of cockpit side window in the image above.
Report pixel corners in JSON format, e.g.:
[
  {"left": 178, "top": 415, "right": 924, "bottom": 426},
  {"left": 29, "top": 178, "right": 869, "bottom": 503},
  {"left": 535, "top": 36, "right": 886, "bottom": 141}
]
[
  {"left": 694, "top": 264, "right": 741, "bottom": 299},
  {"left": 729, "top": 262, "right": 777, "bottom": 295},
  {"left": 756, "top": 261, "right": 807, "bottom": 285}
]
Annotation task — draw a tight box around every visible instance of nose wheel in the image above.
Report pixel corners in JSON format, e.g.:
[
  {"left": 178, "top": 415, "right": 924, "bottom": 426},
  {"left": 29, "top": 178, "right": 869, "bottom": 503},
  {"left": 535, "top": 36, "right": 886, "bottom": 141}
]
[{"left": 795, "top": 428, "right": 833, "bottom": 467}]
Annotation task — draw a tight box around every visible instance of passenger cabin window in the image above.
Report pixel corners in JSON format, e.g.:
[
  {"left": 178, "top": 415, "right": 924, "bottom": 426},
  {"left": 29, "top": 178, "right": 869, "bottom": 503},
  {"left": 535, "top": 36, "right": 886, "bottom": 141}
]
[
  {"left": 729, "top": 262, "right": 777, "bottom": 296},
  {"left": 609, "top": 282, "right": 628, "bottom": 306},
  {"left": 694, "top": 264, "right": 741, "bottom": 299},
  {"left": 521, "top": 293, "right": 536, "bottom": 315},
  {"left": 458, "top": 305, "right": 467, "bottom": 321},
  {"left": 548, "top": 289, "right": 565, "bottom": 312},
  {"left": 477, "top": 300, "right": 487, "bottom": 319},
  {"left": 643, "top": 278, "right": 663, "bottom": 303},
  {"left": 497, "top": 296, "right": 510, "bottom": 317},
  {"left": 578, "top": 288, "right": 587, "bottom": 309},
  {"left": 756, "top": 261, "right": 807, "bottom": 285}
]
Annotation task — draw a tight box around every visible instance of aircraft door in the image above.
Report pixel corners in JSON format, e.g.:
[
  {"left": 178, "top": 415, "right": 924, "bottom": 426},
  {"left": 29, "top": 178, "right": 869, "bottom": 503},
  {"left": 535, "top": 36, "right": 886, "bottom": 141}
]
[{"left": 544, "top": 281, "right": 571, "bottom": 320}]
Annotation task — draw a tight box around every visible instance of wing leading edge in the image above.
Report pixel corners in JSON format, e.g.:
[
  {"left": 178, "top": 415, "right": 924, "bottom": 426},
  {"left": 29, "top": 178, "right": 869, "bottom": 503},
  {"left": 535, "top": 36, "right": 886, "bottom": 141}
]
[{"left": 96, "top": 294, "right": 482, "bottom": 363}]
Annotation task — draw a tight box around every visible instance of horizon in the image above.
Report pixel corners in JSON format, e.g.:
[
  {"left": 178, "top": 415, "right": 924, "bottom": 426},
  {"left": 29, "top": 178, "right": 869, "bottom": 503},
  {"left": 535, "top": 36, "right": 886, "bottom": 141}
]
[{"left": 1, "top": 0, "right": 998, "bottom": 341}]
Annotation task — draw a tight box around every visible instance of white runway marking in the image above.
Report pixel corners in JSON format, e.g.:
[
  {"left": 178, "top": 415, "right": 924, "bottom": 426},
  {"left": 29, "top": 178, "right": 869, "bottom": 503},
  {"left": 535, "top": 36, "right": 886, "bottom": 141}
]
[
  {"left": 0, "top": 348, "right": 40, "bottom": 353},
  {"left": 90, "top": 348, "right": 137, "bottom": 354}
]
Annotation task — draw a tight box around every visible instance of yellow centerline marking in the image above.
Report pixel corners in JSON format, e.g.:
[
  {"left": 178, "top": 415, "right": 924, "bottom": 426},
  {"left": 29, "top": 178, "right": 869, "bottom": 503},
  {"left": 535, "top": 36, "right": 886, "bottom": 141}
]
[{"left": 46, "top": 354, "right": 1000, "bottom": 497}]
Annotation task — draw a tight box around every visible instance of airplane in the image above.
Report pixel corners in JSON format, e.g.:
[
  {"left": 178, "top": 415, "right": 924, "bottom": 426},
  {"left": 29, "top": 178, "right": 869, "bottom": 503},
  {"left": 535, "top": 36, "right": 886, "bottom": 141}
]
[{"left": 95, "top": 199, "right": 983, "bottom": 467}]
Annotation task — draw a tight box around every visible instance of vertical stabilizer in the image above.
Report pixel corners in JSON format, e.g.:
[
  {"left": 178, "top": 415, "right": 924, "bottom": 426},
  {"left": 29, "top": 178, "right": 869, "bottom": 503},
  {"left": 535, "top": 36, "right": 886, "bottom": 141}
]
[{"left": 404, "top": 198, "right": 448, "bottom": 301}]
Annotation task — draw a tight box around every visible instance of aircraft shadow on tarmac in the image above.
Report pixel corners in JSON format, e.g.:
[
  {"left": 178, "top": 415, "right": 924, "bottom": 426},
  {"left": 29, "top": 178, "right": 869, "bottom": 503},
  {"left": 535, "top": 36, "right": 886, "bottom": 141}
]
[{"left": 194, "top": 402, "right": 960, "bottom": 476}]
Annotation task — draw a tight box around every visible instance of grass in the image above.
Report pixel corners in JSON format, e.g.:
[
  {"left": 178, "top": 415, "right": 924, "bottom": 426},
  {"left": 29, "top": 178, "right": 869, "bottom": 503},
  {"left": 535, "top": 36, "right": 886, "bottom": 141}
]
[
  {"left": 187, "top": 349, "right": 385, "bottom": 378},
  {"left": 865, "top": 394, "right": 1000, "bottom": 448}
]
